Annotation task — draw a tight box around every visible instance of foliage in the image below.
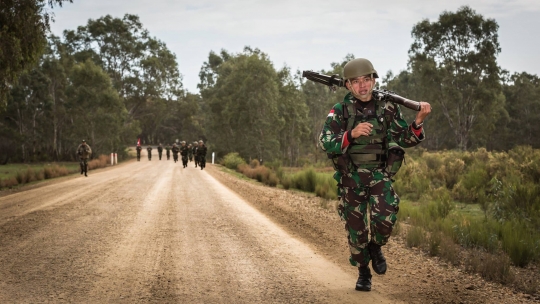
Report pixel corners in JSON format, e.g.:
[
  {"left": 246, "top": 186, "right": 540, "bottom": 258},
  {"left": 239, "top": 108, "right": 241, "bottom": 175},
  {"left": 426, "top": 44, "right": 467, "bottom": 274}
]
[
  {"left": 221, "top": 152, "right": 246, "bottom": 170},
  {"left": 0, "top": 0, "right": 72, "bottom": 107},
  {"left": 406, "top": 226, "right": 426, "bottom": 248},
  {"left": 237, "top": 162, "right": 279, "bottom": 187}
]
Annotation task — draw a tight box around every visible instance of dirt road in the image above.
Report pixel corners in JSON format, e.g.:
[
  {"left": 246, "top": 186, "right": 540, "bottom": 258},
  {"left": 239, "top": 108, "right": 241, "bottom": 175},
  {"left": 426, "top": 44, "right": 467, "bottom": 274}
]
[{"left": 0, "top": 160, "right": 395, "bottom": 303}]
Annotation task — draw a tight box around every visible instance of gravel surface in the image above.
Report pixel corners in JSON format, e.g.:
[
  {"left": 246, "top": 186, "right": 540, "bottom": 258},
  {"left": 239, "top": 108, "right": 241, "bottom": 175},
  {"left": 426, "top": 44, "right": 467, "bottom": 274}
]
[{"left": 0, "top": 160, "right": 392, "bottom": 303}]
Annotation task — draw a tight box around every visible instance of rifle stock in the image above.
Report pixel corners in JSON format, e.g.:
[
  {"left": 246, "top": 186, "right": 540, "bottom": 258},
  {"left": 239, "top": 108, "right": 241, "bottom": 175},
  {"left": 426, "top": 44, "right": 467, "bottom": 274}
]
[{"left": 302, "top": 70, "right": 421, "bottom": 111}]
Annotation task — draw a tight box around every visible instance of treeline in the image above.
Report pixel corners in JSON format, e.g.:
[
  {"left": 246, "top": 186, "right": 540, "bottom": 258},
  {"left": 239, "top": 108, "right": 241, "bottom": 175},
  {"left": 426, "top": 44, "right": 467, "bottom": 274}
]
[
  {"left": 1, "top": 6, "right": 540, "bottom": 164},
  {"left": 0, "top": 14, "right": 202, "bottom": 163}
]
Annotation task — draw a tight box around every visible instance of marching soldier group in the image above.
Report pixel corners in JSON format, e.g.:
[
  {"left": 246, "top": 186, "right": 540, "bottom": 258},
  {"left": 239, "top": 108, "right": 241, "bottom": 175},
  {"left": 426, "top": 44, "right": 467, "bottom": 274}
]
[{"left": 135, "top": 140, "right": 208, "bottom": 170}]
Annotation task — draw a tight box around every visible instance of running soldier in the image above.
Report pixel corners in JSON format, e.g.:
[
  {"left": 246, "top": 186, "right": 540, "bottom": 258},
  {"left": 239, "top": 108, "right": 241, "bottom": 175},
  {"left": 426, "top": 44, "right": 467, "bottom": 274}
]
[
  {"left": 188, "top": 143, "right": 193, "bottom": 162},
  {"left": 172, "top": 143, "right": 179, "bottom": 163},
  {"left": 319, "top": 58, "right": 431, "bottom": 291},
  {"left": 196, "top": 140, "right": 207, "bottom": 170},
  {"left": 165, "top": 144, "right": 171, "bottom": 160},
  {"left": 180, "top": 141, "right": 189, "bottom": 168},
  {"left": 193, "top": 141, "right": 199, "bottom": 167},
  {"left": 136, "top": 144, "right": 142, "bottom": 161},
  {"left": 76, "top": 140, "right": 92, "bottom": 177},
  {"left": 147, "top": 146, "right": 153, "bottom": 161},
  {"left": 157, "top": 144, "right": 163, "bottom": 160}
]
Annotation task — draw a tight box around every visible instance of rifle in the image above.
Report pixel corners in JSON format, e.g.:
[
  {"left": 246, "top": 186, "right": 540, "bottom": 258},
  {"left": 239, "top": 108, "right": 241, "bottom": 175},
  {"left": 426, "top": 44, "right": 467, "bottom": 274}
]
[{"left": 302, "top": 70, "right": 421, "bottom": 111}]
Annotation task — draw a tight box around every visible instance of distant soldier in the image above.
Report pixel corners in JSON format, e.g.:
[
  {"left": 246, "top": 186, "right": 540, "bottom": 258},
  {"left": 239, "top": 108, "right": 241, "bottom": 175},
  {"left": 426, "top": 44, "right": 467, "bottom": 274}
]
[
  {"left": 172, "top": 143, "right": 179, "bottom": 163},
  {"left": 76, "top": 139, "right": 92, "bottom": 177},
  {"left": 136, "top": 144, "right": 142, "bottom": 161},
  {"left": 157, "top": 144, "right": 163, "bottom": 160},
  {"left": 193, "top": 141, "right": 199, "bottom": 168},
  {"left": 165, "top": 144, "right": 171, "bottom": 160},
  {"left": 180, "top": 141, "right": 189, "bottom": 168},
  {"left": 188, "top": 143, "right": 193, "bottom": 162},
  {"left": 196, "top": 140, "right": 207, "bottom": 170},
  {"left": 147, "top": 146, "right": 153, "bottom": 161}
]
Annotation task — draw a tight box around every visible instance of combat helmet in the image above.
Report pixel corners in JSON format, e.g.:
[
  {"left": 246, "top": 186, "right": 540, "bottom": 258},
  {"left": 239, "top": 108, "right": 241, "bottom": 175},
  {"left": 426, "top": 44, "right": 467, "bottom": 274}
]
[{"left": 343, "top": 58, "right": 378, "bottom": 80}]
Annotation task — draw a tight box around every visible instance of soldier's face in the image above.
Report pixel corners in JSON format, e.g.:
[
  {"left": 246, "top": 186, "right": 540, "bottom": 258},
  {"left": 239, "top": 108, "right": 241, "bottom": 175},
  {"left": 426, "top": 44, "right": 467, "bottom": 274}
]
[{"left": 346, "top": 76, "right": 375, "bottom": 101}]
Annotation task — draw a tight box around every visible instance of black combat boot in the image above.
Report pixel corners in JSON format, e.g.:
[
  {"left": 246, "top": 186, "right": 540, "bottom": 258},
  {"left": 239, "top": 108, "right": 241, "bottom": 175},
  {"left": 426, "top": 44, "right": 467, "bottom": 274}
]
[
  {"left": 368, "top": 241, "right": 387, "bottom": 275},
  {"left": 355, "top": 266, "right": 372, "bottom": 291}
]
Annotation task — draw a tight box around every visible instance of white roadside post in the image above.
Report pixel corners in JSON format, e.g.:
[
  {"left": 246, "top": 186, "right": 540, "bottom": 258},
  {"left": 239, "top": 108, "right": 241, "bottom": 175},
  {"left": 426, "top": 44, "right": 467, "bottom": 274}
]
[
  {"left": 111, "top": 153, "right": 114, "bottom": 165},
  {"left": 212, "top": 152, "right": 215, "bottom": 164},
  {"left": 114, "top": 153, "right": 118, "bottom": 165}
]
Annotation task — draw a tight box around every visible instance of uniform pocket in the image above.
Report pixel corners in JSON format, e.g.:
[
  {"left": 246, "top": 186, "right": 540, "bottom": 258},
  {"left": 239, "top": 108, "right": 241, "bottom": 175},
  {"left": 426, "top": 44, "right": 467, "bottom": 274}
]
[{"left": 385, "top": 146, "right": 405, "bottom": 178}]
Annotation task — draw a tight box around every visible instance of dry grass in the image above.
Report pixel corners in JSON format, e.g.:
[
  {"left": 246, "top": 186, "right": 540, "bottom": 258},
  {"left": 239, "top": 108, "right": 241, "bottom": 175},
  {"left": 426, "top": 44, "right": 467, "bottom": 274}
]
[
  {"left": 1, "top": 155, "right": 110, "bottom": 190},
  {"left": 87, "top": 155, "right": 109, "bottom": 170},
  {"left": 238, "top": 163, "right": 279, "bottom": 187}
]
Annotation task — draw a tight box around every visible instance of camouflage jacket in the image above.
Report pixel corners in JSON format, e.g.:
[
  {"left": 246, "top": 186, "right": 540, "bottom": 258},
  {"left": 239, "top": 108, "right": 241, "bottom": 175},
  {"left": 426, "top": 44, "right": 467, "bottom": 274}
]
[
  {"left": 318, "top": 92, "right": 424, "bottom": 188},
  {"left": 180, "top": 146, "right": 189, "bottom": 156},
  {"left": 77, "top": 144, "right": 92, "bottom": 159},
  {"left": 196, "top": 145, "right": 207, "bottom": 157}
]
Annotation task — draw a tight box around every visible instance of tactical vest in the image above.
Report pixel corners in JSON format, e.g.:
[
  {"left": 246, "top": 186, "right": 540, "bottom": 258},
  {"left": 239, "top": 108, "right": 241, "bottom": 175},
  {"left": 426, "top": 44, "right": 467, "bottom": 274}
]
[
  {"left": 341, "top": 99, "right": 394, "bottom": 169},
  {"left": 327, "top": 96, "right": 406, "bottom": 181}
]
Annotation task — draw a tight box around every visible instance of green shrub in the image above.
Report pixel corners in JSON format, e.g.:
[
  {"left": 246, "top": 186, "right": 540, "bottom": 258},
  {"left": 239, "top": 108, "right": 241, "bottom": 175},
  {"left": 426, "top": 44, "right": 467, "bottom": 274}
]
[
  {"left": 428, "top": 232, "right": 442, "bottom": 256},
  {"left": 314, "top": 174, "right": 338, "bottom": 200},
  {"left": 439, "top": 236, "right": 461, "bottom": 266},
  {"left": 15, "top": 170, "right": 27, "bottom": 184},
  {"left": 281, "top": 175, "right": 292, "bottom": 190},
  {"left": 443, "top": 158, "right": 465, "bottom": 189},
  {"left": 406, "top": 226, "right": 426, "bottom": 248},
  {"left": 292, "top": 167, "right": 317, "bottom": 193},
  {"left": 501, "top": 221, "right": 539, "bottom": 267},
  {"left": 222, "top": 152, "right": 246, "bottom": 170},
  {"left": 465, "top": 251, "right": 514, "bottom": 284}
]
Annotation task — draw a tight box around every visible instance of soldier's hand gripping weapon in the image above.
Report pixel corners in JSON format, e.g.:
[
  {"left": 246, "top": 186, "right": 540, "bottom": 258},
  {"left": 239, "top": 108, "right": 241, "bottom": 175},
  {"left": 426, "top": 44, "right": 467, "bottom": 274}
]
[{"left": 302, "top": 70, "right": 421, "bottom": 111}]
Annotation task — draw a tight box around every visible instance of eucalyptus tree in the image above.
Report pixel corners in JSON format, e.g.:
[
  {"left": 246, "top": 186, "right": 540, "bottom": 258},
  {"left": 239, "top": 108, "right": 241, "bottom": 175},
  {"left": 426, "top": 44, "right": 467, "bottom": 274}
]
[
  {"left": 0, "top": 0, "right": 72, "bottom": 108},
  {"left": 408, "top": 6, "right": 505, "bottom": 150},
  {"left": 63, "top": 14, "right": 184, "bottom": 141},
  {"left": 199, "top": 47, "right": 283, "bottom": 161}
]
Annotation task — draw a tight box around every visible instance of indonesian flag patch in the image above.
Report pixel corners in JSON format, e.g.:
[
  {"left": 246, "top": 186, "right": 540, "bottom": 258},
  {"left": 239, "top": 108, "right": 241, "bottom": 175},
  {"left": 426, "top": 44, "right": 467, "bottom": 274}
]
[{"left": 327, "top": 109, "right": 334, "bottom": 117}]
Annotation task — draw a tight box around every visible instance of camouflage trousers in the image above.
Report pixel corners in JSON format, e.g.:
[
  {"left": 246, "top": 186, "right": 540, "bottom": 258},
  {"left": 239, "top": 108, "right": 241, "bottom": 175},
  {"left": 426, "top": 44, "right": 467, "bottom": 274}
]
[
  {"left": 337, "top": 169, "right": 400, "bottom": 267},
  {"left": 79, "top": 158, "right": 88, "bottom": 173}
]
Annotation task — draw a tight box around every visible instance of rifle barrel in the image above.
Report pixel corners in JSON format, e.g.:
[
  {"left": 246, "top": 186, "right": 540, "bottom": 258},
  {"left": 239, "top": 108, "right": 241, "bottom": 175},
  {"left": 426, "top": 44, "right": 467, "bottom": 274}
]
[{"left": 302, "top": 70, "right": 421, "bottom": 111}]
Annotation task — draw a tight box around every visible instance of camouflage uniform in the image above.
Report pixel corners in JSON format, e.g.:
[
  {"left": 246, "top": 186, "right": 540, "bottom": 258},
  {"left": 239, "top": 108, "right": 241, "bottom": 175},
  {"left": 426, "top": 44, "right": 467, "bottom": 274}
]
[
  {"left": 188, "top": 144, "right": 193, "bottom": 162},
  {"left": 77, "top": 143, "right": 92, "bottom": 176},
  {"left": 136, "top": 145, "right": 142, "bottom": 161},
  {"left": 157, "top": 144, "right": 163, "bottom": 160},
  {"left": 172, "top": 145, "right": 179, "bottom": 163},
  {"left": 193, "top": 144, "right": 199, "bottom": 167},
  {"left": 165, "top": 145, "right": 171, "bottom": 160},
  {"left": 147, "top": 146, "right": 153, "bottom": 161},
  {"left": 180, "top": 144, "right": 189, "bottom": 168},
  {"left": 196, "top": 144, "right": 207, "bottom": 170},
  {"left": 319, "top": 92, "right": 425, "bottom": 268}
]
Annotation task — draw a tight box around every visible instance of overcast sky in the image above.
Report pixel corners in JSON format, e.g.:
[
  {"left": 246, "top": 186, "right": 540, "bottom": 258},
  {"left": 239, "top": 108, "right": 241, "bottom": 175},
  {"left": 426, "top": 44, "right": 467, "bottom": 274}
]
[{"left": 49, "top": 0, "right": 540, "bottom": 93}]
